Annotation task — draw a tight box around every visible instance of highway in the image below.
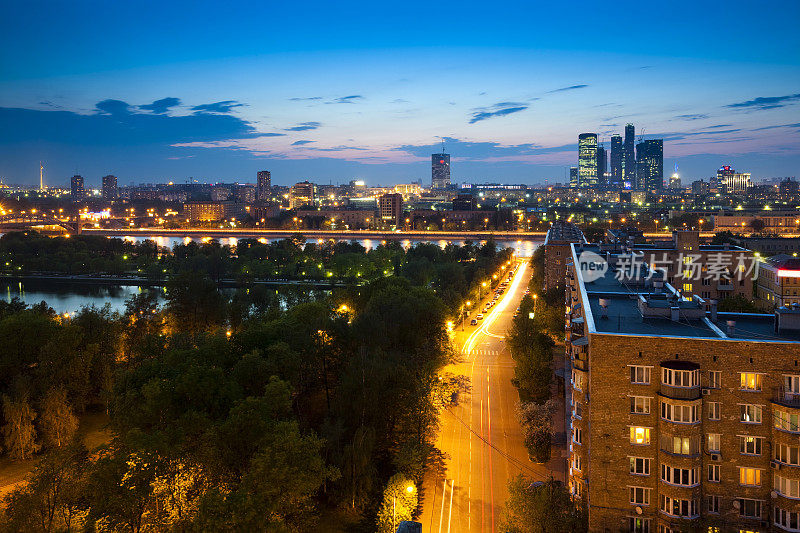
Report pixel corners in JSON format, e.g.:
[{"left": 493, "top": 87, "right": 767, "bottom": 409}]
[{"left": 418, "top": 259, "right": 564, "bottom": 533}]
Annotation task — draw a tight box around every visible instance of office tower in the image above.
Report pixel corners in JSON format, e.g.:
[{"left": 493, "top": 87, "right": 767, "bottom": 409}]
[
  {"left": 717, "top": 165, "right": 752, "bottom": 194},
  {"left": 378, "top": 193, "right": 403, "bottom": 226},
  {"left": 578, "top": 133, "right": 598, "bottom": 187},
  {"left": 562, "top": 236, "right": 796, "bottom": 531},
  {"left": 289, "top": 181, "right": 315, "bottom": 209},
  {"left": 70, "top": 175, "right": 85, "bottom": 201},
  {"left": 623, "top": 123, "right": 636, "bottom": 187},
  {"left": 569, "top": 167, "right": 579, "bottom": 189},
  {"left": 610, "top": 135, "right": 623, "bottom": 187},
  {"left": 257, "top": 170, "right": 271, "bottom": 200},
  {"left": 635, "top": 139, "right": 663, "bottom": 190},
  {"left": 596, "top": 145, "right": 607, "bottom": 185},
  {"left": 668, "top": 173, "right": 682, "bottom": 190},
  {"left": 431, "top": 152, "right": 451, "bottom": 189},
  {"left": 101, "top": 175, "right": 118, "bottom": 200}
]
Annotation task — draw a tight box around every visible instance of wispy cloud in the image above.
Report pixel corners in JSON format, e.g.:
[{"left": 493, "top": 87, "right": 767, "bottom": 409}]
[
  {"left": 548, "top": 84, "right": 589, "bottom": 93},
  {"left": 291, "top": 140, "right": 315, "bottom": 146},
  {"left": 139, "top": 97, "right": 181, "bottom": 114},
  {"left": 725, "top": 93, "right": 800, "bottom": 110},
  {"left": 191, "top": 100, "right": 244, "bottom": 114},
  {"left": 289, "top": 96, "right": 323, "bottom": 101},
  {"left": 752, "top": 122, "right": 800, "bottom": 131},
  {"left": 330, "top": 95, "right": 363, "bottom": 104},
  {"left": 284, "top": 121, "right": 321, "bottom": 132},
  {"left": 675, "top": 113, "right": 709, "bottom": 120},
  {"left": 469, "top": 102, "right": 528, "bottom": 124}
]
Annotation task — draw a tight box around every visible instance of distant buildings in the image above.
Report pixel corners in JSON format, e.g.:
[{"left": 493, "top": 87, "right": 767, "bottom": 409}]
[
  {"left": 290, "top": 181, "right": 315, "bottom": 209},
  {"left": 597, "top": 145, "right": 607, "bottom": 185},
  {"left": 610, "top": 135, "right": 623, "bottom": 187},
  {"left": 717, "top": 165, "right": 752, "bottom": 194},
  {"left": 70, "top": 175, "right": 85, "bottom": 201},
  {"left": 184, "top": 201, "right": 243, "bottom": 222},
  {"left": 101, "top": 175, "right": 118, "bottom": 200},
  {"left": 378, "top": 193, "right": 403, "bottom": 226},
  {"left": 668, "top": 173, "right": 682, "bottom": 190},
  {"left": 635, "top": 139, "right": 664, "bottom": 190},
  {"left": 570, "top": 167, "right": 579, "bottom": 189},
  {"left": 257, "top": 170, "right": 271, "bottom": 200},
  {"left": 623, "top": 123, "right": 636, "bottom": 188},
  {"left": 578, "top": 133, "right": 598, "bottom": 187},
  {"left": 431, "top": 152, "right": 451, "bottom": 189}
]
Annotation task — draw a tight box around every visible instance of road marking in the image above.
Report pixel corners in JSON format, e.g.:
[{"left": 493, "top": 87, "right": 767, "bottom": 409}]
[
  {"left": 447, "top": 479, "right": 454, "bottom": 533},
  {"left": 438, "top": 478, "right": 447, "bottom": 533},
  {"left": 487, "top": 366, "right": 496, "bottom": 533}
]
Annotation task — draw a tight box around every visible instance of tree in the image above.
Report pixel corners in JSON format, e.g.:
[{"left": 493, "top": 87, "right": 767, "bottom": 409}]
[
  {"left": 39, "top": 386, "right": 78, "bottom": 449},
  {"left": 518, "top": 400, "right": 556, "bottom": 463},
  {"left": 501, "top": 476, "right": 587, "bottom": 533},
  {"left": 376, "top": 474, "right": 418, "bottom": 533},
  {"left": 1, "top": 444, "right": 89, "bottom": 533},
  {"left": 164, "top": 271, "right": 225, "bottom": 333},
  {"left": 2, "top": 393, "right": 39, "bottom": 460},
  {"left": 750, "top": 218, "right": 765, "bottom": 233}
]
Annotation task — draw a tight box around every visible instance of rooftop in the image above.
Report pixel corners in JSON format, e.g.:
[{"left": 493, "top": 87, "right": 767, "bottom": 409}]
[{"left": 571, "top": 243, "right": 800, "bottom": 343}]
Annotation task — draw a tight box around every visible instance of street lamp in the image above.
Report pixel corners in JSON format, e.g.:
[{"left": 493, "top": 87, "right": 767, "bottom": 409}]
[
  {"left": 393, "top": 484, "right": 415, "bottom": 530},
  {"left": 462, "top": 300, "right": 472, "bottom": 331}
]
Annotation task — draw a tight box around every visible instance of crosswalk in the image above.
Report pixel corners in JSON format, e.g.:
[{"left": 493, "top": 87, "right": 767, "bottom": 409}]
[{"left": 468, "top": 349, "right": 500, "bottom": 356}]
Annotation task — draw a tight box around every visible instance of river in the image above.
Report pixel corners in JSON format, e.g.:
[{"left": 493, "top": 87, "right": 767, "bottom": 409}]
[{"left": 0, "top": 234, "right": 540, "bottom": 313}]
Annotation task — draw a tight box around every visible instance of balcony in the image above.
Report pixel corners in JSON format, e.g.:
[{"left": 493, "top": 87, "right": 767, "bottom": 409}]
[
  {"left": 660, "top": 383, "right": 701, "bottom": 400},
  {"left": 772, "top": 387, "right": 800, "bottom": 408},
  {"left": 573, "top": 357, "right": 588, "bottom": 371}
]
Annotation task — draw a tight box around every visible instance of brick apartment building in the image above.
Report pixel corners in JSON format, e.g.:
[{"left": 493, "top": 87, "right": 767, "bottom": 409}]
[
  {"left": 565, "top": 243, "right": 800, "bottom": 532},
  {"left": 543, "top": 221, "right": 586, "bottom": 290}
]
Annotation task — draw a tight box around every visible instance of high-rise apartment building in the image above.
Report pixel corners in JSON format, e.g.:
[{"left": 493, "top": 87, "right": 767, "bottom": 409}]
[
  {"left": 597, "top": 145, "right": 607, "bottom": 185},
  {"left": 570, "top": 167, "right": 579, "bottom": 189},
  {"left": 610, "top": 135, "right": 623, "bottom": 187},
  {"left": 636, "top": 139, "right": 664, "bottom": 190},
  {"left": 257, "top": 170, "right": 271, "bottom": 200},
  {"left": 623, "top": 123, "right": 636, "bottom": 188},
  {"left": 542, "top": 221, "right": 585, "bottom": 290},
  {"left": 565, "top": 240, "right": 800, "bottom": 532},
  {"left": 70, "top": 175, "right": 85, "bottom": 201},
  {"left": 431, "top": 153, "right": 451, "bottom": 189},
  {"left": 578, "top": 133, "right": 598, "bottom": 187},
  {"left": 289, "top": 181, "right": 315, "bottom": 209},
  {"left": 717, "top": 166, "right": 752, "bottom": 194},
  {"left": 378, "top": 193, "right": 403, "bottom": 227},
  {"left": 101, "top": 175, "right": 118, "bottom": 200}
]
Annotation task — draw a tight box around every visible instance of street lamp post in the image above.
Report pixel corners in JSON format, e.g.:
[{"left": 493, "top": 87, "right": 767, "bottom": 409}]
[
  {"left": 392, "top": 484, "right": 415, "bottom": 531},
  {"left": 462, "top": 300, "right": 471, "bottom": 331}
]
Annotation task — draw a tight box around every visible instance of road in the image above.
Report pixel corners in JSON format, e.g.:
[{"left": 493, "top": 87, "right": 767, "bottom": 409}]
[{"left": 418, "top": 259, "right": 564, "bottom": 533}]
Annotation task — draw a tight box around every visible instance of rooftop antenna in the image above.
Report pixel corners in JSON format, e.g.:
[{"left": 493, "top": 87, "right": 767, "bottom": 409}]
[
  {"left": 441, "top": 137, "right": 445, "bottom": 154},
  {"left": 39, "top": 161, "right": 45, "bottom": 190}
]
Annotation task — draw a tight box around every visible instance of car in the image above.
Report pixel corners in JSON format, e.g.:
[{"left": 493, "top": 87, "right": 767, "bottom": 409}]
[
  {"left": 470, "top": 318, "right": 478, "bottom": 325},
  {"left": 476, "top": 314, "right": 484, "bottom": 320}
]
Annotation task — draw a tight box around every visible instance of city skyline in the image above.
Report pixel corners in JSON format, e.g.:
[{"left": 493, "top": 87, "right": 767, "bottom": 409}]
[{"left": 1, "top": 0, "right": 799, "bottom": 186}]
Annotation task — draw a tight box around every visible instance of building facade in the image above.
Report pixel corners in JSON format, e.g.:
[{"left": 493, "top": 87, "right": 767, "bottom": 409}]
[
  {"left": 542, "top": 220, "right": 585, "bottom": 290},
  {"left": 623, "top": 123, "right": 636, "bottom": 188},
  {"left": 70, "top": 175, "right": 85, "bottom": 201},
  {"left": 378, "top": 193, "right": 403, "bottom": 226},
  {"left": 579, "top": 133, "right": 599, "bottom": 187},
  {"left": 718, "top": 166, "right": 753, "bottom": 194},
  {"left": 611, "top": 135, "right": 624, "bottom": 188},
  {"left": 101, "top": 175, "right": 118, "bottom": 200},
  {"left": 290, "top": 181, "right": 315, "bottom": 209},
  {"left": 432, "top": 153, "right": 451, "bottom": 189},
  {"left": 566, "top": 243, "right": 800, "bottom": 532},
  {"left": 570, "top": 167, "right": 579, "bottom": 189},
  {"left": 597, "top": 145, "right": 608, "bottom": 185},
  {"left": 636, "top": 139, "right": 664, "bottom": 190},
  {"left": 257, "top": 170, "right": 271, "bottom": 200}
]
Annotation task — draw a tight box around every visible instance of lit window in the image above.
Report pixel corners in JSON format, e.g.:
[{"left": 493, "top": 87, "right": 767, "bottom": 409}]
[
  {"left": 774, "top": 408, "right": 800, "bottom": 433},
  {"left": 739, "top": 404, "right": 762, "bottom": 423},
  {"left": 739, "top": 372, "right": 762, "bottom": 391},
  {"left": 738, "top": 467, "right": 761, "bottom": 486},
  {"left": 630, "top": 427, "right": 650, "bottom": 445},
  {"left": 707, "top": 433, "right": 721, "bottom": 452},
  {"left": 628, "top": 517, "right": 650, "bottom": 533},
  {"left": 739, "top": 436, "right": 762, "bottom": 455}
]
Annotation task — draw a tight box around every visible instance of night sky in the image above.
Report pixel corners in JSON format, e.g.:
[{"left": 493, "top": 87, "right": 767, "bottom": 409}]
[{"left": 1, "top": 0, "right": 799, "bottom": 187}]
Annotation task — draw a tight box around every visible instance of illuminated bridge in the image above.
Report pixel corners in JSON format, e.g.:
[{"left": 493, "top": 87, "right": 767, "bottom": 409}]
[{"left": 0, "top": 212, "right": 83, "bottom": 234}]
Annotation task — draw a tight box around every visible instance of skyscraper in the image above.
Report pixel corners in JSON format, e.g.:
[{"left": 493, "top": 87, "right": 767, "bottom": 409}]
[
  {"left": 610, "top": 135, "right": 622, "bottom": 187},
  {"left": 596, "top": 145, "right": 607, "bottom": 185},
  {"left": 622, "top": 123, "right": 636, "bottom": 188},
  {"left": 569, "top": 167, "right": 578, "bottom": 188},
  {"left": 635, "top": 139, "right": 663, "bottom": 190},
  {"left": 102, "top": 175, "right": 118, "bottom": 200},
  {"left": 717, "top": 165, "right": 751, "bottom": 193},
  {"left": 70, "top": 175, "right": 85, "bottom": 201},
  {"left": 431, "top": 152, "right": 451, "bottom": 189},
  {"left": 257, "top": 170, "right": 271, "bottom": 200},
  {"left": 577, "top": 133, "right": 598, "bottom": 187}
]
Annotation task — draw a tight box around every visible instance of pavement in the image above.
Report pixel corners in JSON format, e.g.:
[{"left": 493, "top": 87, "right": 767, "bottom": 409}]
[{"left": 418, "top": 259, "right": 566, "bottom": 533}]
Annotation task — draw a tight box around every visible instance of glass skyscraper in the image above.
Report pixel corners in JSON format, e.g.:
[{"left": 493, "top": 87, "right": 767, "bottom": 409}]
[
  {"left": 622, "top": 123, "right": 636, "bottom": 188},
  {"left": 431, "top": 153, "right": 451, "bottom": 189},
  {"left": 635, "top": 139, "right": 663, "bottom": 190},
  {"left": 610, "top": 135, "right": 622, "bottom": 187},
  {"left": 578, "top": 133, "right": 598, "bottom": 187},
  {"left": 596, "top": 145, "right": 607, "bottom": 185}
]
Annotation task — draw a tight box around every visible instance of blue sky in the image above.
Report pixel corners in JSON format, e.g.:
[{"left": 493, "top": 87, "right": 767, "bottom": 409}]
[{"left": 1, "top": 0, "right": 799, "bottom": 187}]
